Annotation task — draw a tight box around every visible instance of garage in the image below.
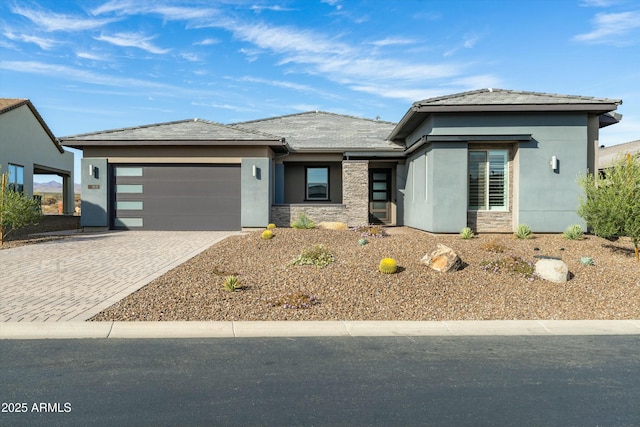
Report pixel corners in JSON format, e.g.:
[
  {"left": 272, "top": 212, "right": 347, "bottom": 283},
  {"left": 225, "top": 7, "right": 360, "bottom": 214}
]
[{"left": 111, "top": 164, "right": 241, "bottom": 230}]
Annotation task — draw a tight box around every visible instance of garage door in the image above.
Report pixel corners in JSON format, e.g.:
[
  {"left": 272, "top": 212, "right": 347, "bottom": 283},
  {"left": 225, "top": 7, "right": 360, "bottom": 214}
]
[{"left": 111, "top": 164, "right": 241, "bottom": 230}]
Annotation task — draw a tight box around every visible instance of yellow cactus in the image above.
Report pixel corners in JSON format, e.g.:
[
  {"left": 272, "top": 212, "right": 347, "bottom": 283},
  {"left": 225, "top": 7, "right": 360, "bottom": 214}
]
[
  {"left": 267, "top": 223, "right": 276, "bottom": 230},
  {"left": 379, "top": 257, "right": 398, "bottom": 274},
  {"left": 261, "top": 230, "right": 274, "bottom": 240}
]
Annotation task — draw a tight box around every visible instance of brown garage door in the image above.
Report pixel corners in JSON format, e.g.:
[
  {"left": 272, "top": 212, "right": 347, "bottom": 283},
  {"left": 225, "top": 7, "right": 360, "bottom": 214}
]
[{"left": 111, "top": 164, "right": 241, "bottom": 230}]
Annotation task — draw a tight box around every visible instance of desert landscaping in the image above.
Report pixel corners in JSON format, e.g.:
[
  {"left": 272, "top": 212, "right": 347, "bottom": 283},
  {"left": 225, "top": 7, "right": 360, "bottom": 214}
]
[{"left": 91, "top": 226, "right": 640, "bottom": 322}]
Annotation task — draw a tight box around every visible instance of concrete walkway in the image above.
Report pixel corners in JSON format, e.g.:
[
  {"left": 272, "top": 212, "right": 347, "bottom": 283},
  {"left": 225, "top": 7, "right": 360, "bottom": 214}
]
[{"left": 0, "top": 231, "right": 237, "bottom": 322}]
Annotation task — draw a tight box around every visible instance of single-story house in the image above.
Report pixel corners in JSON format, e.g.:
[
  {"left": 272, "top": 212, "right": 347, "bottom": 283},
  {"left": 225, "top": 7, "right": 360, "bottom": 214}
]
[
  {"left": 60, "top": 89, "right": 622, "bottom": 233},
  {"left": 598, "top": 140, "right": 640, "bottom": 171},
  {"left": 0, "top": 98, "right": 75, "bottom": 214}
]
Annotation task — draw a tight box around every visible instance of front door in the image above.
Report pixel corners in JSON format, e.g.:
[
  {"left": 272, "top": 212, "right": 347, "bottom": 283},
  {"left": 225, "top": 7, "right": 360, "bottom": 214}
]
[{"left": 369, "top": 169, "right": 391, "bottom": 224}]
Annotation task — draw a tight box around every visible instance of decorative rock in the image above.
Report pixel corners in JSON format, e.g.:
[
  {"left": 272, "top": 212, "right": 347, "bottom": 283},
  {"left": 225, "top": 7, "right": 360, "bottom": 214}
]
[
  {"left": 534, "top": 259, "right": 569, "bottom": 283},
  {"left": 317, "top": 221, "right": 349, "bottom": 230},
  {"left": 420, "top": 244, "right": 463, "bottom": 273}
]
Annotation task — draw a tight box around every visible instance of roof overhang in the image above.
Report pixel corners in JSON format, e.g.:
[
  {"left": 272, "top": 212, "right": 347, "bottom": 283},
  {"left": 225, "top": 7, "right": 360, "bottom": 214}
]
[
  {"left": 60, "top": 139, "right": 290, "bottom": 153},
  {"left": 599, "top": 111, "right": 622, "bottom": 128},
  {"left": 405, "top": 134, "right": 532, "bottom": 156},
  {"left": 389, "top": 102, "right": 622, "bottom": 143}
]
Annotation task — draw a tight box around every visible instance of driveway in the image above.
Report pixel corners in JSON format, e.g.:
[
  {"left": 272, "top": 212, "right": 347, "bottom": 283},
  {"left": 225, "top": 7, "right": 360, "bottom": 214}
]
[{"left": 0, "top": 231, "right": 238, "bottom": 322}]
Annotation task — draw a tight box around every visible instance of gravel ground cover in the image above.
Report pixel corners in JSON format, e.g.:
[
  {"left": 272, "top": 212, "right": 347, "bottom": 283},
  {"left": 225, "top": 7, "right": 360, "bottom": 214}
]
[{"left": 91, "top": 227, "right": 640, "bottom": 321}]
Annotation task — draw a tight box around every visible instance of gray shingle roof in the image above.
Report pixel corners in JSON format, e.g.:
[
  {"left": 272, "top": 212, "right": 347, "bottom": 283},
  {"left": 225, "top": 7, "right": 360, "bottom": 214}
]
[
  {"left": 598, "top": 140, "right": 640, "bottom": 169},
  {"left": 415, "top": 88, "right": 622, "bottom": 107},
  {"left": 389, "top": 88, "right": 623, "bottom": 142},
  {"left": 61, "top": 119, "right": 283, "bottom": 144},
  {"left": 231, "top": 111, "right": 402, "bottom": 152}
]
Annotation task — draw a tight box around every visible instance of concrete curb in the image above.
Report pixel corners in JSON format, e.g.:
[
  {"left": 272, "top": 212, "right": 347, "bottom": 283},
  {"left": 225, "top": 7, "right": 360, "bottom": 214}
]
[{"left": 1, "top": 320, "right": 639, "bottom": 339}]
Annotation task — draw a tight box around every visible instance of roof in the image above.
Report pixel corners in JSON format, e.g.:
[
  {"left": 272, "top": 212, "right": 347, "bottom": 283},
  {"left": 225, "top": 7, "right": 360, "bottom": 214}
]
[
  {"left": 598, "top": 140, "right": 640, "bottom": 169},
  {"left": 61, "top": 118, "right": 288, "bottom": 152},
  {"left": 231, "top": 111, "right": 403, "bottom": 153},
  {"left": 0, "top": 98, "right": 64, "bottom": 154},
  {"left": 389, "top": 88, "right": 623, "bottom": 142}
]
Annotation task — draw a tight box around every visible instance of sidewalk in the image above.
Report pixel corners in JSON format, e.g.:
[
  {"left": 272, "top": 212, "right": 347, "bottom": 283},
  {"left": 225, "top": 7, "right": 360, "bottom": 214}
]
[{"left": 1, "top": 320, "right": 639, "bottom": 339}]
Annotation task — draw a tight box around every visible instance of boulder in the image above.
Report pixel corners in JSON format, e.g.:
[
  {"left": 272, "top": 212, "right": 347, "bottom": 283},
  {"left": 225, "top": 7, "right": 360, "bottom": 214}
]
[
  {"left": 534, "top": 259, "right": 569, "bottom": 283},
  {"left": 317, "top": 221, "right": 349, "bottom": 230},
  {"left": 420, "top": 244, "right": 463, "bottom": 272}
]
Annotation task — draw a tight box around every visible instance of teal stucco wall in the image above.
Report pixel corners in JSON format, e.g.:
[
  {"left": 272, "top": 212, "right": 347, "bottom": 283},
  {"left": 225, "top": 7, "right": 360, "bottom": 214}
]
[
  {"left": 400, "top": 112, "right": 594, "bottom": 233},
  {"left": 80, "top": 158, "right": 109, "bottom": 227}
]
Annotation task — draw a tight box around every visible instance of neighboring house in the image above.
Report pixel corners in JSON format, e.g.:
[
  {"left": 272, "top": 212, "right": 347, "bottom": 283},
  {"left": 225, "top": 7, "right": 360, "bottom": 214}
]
[
  {"left": 60, "top": 89, "right": 622, "bottom": 233},
  {"left": 598, "top": 140, "right": 640, "bottom": 172},
  {"left": 0, "top": 98, "right": 75, "bottom": 214}
]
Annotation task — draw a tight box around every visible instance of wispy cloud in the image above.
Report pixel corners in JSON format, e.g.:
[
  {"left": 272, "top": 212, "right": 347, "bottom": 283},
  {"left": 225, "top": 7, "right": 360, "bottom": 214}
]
[
  {"left": 573, "top": 11, "right": 640, "bottom": 45},
  {"left": 233, "top": 76, "right": 342, "bottom": 100},
  {"left": 444, "top": 33, "right": 481, "bottom": 57},
  {"left": 11, "top": 4, "right": 119, "bottom": 31},
  {"left": 180, "top": 52, "right": 201, "bottom": 62},
  {"left": 579, "top": 0, "right": 620, "bottom": 7},
  {"left": 4, "top": 31, "right": 59, "bottom": 50},
  {"left": 91, "top": 1, "right": 218, "bottom": 23},
  {"left": 250, "top": 5, "right": 296, "bottom": 13},
  {"left": 369, "top": 37, "right": 415, "bottom": 47},
  {"left": 191, "top": 101, "right": 258, "bottom": 113},
  {"left": 75, "top": 51, "right": 110, "bottom": 61},
  {"left": 194, "top": 38, "right": 219, "bottom": 46},
  {"left": 95, "top": 32, "right": 170, "bottom": 54}
]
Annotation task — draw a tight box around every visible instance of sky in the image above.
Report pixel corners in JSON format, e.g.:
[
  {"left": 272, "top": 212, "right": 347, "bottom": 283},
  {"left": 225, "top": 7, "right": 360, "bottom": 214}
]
[{"left": 1, "top": 0, "right": 639, "bottom": 183}]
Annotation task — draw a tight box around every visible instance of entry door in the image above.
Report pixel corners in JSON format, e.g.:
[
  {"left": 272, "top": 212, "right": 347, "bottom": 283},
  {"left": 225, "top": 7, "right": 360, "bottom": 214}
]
[{"left": 369, "top": 169, "right": 391, "bottom": 224}]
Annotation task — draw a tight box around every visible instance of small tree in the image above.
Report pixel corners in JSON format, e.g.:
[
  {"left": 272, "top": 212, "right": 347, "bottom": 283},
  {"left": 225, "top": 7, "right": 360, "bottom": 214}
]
[
  {"left": 577, "top": 154, "right": 640, "bottom": 260},
  {"left": 1, "top": 173, "right": 43, "bottom": 246}
]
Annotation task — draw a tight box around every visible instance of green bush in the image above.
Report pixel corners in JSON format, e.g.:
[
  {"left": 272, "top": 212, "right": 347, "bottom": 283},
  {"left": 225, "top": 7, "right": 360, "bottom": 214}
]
[
  {"left": 291, "top": 213, "right": 315, "bottom": 229},
  {"left": 563, "top": 224, "right": 584, "bottom": 240},
  {"left": 290, "top": 244, "right": 334, "bottom": 267},
  {"left": 460, "top": 227, "right": 474, "bottom": 239},
  {"left": 514, "top": 224, "right": 532, "bottom": 239}
]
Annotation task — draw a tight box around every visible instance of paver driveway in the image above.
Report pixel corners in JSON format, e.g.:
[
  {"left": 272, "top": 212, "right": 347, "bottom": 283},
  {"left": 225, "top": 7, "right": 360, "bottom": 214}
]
[{"left": 0, "top": 231, "right": 237, "bottom": 322}]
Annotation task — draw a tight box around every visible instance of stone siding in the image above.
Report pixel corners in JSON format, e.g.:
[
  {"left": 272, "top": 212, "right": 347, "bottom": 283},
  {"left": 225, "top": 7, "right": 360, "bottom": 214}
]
[
  {"left": 271, "top": 160, "right": 370, "bottom": 227},
  {"left": 467, "top": 211, "right": 512, "bottom": 233}
]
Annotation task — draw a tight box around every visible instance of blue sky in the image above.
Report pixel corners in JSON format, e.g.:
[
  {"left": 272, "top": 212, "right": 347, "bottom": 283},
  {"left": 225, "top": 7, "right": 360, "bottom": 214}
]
[{"left": 1, "top": 0, "right": 639, "bottom": 183}]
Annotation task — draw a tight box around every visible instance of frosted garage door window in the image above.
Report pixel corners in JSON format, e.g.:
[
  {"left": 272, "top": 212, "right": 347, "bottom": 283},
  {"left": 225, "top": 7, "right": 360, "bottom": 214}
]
[
  {"left": 115, "top": 167, "right": 143, "bottom": 177},
  {"left": 116, "top": 184, "right": 143, "bottom": 193}
]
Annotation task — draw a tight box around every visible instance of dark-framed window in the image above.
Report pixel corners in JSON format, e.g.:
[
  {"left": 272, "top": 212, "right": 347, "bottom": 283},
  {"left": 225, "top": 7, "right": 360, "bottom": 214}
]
[
  {"left": 306, "top": 167, "right": 329, "bottom": 200},
  {"left": 468, "top": 150, "right": 508, "bottom": 211},
  {"left": 8, "top": 164, "right": 24, "bottom": 193}
]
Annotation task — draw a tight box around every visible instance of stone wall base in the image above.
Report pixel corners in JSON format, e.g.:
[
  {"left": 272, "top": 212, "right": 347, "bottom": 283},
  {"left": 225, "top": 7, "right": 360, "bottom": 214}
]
[{"left": 467, "top": 211, "right": 512, "bottom": 233}]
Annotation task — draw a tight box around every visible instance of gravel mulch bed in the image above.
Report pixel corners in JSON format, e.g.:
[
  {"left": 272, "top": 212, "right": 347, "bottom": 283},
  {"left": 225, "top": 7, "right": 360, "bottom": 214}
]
[{"left": 91, "top": 227, "right": 640, "bottom": 321}]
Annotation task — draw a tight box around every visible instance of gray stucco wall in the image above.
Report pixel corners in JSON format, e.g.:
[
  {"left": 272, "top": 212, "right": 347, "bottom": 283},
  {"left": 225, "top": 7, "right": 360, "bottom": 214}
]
[
  {"left": 401, "top": 112, "right": 594, "bottom": 233},
  {"left": 0, "top": 104, "right": 75, "bottom": 214},
  {"left": 403, "top": 142, "right": 468, "bottom": 232},
  {"left": 241, "top": 158, "right": 270, "bottom": 227}
]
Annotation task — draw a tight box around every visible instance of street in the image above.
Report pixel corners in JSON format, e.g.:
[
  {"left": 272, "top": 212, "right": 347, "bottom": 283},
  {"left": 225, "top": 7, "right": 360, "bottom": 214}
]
[{"left": 1, "top": 336, "right": 639, "bottom": 426}]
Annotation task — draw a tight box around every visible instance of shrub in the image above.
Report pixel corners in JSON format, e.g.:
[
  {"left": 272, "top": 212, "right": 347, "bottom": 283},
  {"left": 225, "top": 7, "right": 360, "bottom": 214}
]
[
  {"left": 379, "top": 257, "right": 398, "bottom": 274},
  {"left": 578, "top": 154, "right": 640, "bottom": 260},
  {"left": 222, "top": 275, "right": 240, "bottom": 292},
  {"left": 352, "top": 224, "right": 388, "bottom": 238},
  {"left": 480, "top": 255, "right": 536, "bottom": 280},
  {"left": 563, "top": 224, "right": 584, "bottom": 240},
  {"left": 481, "top": 239, "right": 507, "bottom": 253},
  {"left": 291, "top": 213, "right": 315, "bottom": 229},
  {"left": 1, "top": 173, "right": 43, "bottom": 245},
  {"left": 261, "top": 229, "right": 274, "bottom": 240},
  {"left": 357, "top": 238, "right": 368, "bottom": 246},
  {"left": 267, "top": 223, "right": 276, "bottom": 230},
  {"left": 460, "top": 227, "right": 474, "bottom": 239},
  {"left": 514, "top": 224, "right": 532, "bottom": 239},
  {"left": 269, "top": 292, "right": 318, "bottom": 309},
  {"left": 290, "top": 244, "right": 334, "bottom": 267}
]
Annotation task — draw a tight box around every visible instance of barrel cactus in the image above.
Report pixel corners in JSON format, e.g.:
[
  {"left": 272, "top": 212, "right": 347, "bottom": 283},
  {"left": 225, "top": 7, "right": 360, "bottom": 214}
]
[
  {"left": 379, "top": 257, "right": 398, "bottom": 274},
  {"left": 267, "top": 223, "right": 276, "bottom": 230},
  {"left": 261, "top": 229, "right": 274, "bottom": 240}
]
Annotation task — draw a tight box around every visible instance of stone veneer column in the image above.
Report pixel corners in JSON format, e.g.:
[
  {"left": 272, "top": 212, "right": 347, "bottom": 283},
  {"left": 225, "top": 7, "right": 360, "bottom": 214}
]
[{"left": 342, "top": 160, "right": 369, "bottom": 225}]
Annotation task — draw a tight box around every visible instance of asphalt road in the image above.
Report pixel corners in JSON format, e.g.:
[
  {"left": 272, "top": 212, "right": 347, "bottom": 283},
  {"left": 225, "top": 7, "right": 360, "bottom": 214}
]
[{"left": 1, "top": 336, "right": 639, "bottom": 426}]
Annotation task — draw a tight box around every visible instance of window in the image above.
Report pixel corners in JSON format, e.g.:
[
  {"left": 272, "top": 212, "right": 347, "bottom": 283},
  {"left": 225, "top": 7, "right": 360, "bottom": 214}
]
[
  {"left": 8, "top": 164, "right": 24, "bottom": 193},
  {"left": 306, "top": 167, "right": 329, "bottom": 200},
  {"left": 468, "top": 150, "right": 508, "bottom": 211}
]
